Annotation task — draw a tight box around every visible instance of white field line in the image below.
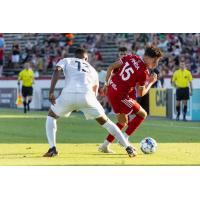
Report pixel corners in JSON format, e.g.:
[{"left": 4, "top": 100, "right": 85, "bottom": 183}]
[{"left": 144, "top": 123, "right": 200, "bottom": 130}]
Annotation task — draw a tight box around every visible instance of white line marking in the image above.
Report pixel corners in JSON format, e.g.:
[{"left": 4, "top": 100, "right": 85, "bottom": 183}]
[{"left": 143, "top": 123, "right": 200, "bottom": 130}]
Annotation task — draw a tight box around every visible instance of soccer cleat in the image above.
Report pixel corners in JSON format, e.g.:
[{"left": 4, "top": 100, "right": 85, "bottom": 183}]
[
  {"left": 43, "top": 146, "right": 58, "bottom": 157},
  {"left": 98, "top": 144, "right": 115, "bottom": 154},
  {"left": 176, "top": 115, "right": 179, "bottom": 121},
  {"left": 126, "top": 146, "right": 137, "bottom": 157}
]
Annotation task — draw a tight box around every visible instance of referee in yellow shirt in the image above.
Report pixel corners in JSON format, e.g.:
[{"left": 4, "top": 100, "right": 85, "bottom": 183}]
[
  {"left": 18, "top": 62, "right": 34, "bottom": 113},
  {"left": 172, "top": 57, "right": 193, "bottom": 121}
]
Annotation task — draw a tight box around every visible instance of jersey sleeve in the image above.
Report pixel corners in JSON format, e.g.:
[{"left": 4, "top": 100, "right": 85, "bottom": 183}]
[
  {"left": 138, "top": 70, "right": 149, "bottom": 86},
  {"left": 56, "top": 58, "right": 67, "bottom": 70},
  {"left": 188, "top": 71, "right": 193, "bottom": 81}
]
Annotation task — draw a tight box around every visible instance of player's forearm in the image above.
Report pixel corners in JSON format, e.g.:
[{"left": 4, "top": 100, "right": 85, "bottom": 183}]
[
  {"left": 138, "top": 82, "right": 154, "bottom": 97},
  {"left": 105, "top": 66, "right": 113, "bottom": 85},
  {"left": 49, "top": 69, "right": 61, "bottom": 93}
]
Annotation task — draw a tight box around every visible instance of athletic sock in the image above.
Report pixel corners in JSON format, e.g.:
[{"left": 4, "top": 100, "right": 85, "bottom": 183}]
[
  {"left": 27, "top": 100, "right": 31, "bottom": 111},
  {"left": 183, "top": 105, "right": 187, "bottom": 119},
  {"left": 46, "top": 116, "right": 57, "bottom": 148},
  {"left": 102, "top": 119, "right": 129, "bottom": 148},
  {"left": 125, "top": 115, "right": 145, "bottom": 136},
  {"left": 106, "top": 123, "right": 125, "bottom": 143},
  {"left": 176, "top": 105, "right": 180, "bottom": 118},
  {"left": 23, "top": 101, "right": 27, "bottom": 113}
]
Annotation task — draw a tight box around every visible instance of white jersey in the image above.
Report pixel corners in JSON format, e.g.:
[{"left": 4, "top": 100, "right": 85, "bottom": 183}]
[{"left": 56, "top": 58, "right": 99, "bottom": 94}]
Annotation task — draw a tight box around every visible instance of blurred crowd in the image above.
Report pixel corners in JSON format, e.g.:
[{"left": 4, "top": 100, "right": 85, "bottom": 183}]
[
  {"left": 0, "top": 33, "right": 75, "bottom": 76},
  {"left": 1, "top": 33, "right": 200, "bottom": 78}
]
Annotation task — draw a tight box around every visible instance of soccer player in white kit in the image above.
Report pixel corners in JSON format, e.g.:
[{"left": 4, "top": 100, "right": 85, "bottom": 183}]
[{"left": 43, "top": 48, "right": 136, "bottom": 158}]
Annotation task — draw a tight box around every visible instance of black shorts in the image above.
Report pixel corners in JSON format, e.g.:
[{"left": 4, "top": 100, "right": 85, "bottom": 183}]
[
  {"left": 22, "top": 86, "right": 33, "bottom": 97},
  {"left": 176, "top": 87, "right": 189, "bottom": 101}
]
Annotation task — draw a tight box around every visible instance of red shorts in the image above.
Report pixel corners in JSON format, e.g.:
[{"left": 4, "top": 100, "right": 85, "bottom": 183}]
[{"left": 107, "top": 86, "right": 140, "bottom": 115}]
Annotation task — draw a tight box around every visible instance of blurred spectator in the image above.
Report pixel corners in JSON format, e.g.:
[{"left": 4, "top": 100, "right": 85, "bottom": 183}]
[
  {"left": 65, "top": 33, "right": 74, "bottom": 46},
  {"left": 12, "top": 42, "right": 20, "bottom": 67},
  {"left": 0, "top": 33, "right": 5, "bottom": 76},
  {"left": 136, "top": 43, "right": 145, "bottom": 57}
]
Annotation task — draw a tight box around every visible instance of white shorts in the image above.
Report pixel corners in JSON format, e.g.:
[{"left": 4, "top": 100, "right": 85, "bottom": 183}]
[{"left": 51, "top": 92, "right": 106, "bottom": 120}]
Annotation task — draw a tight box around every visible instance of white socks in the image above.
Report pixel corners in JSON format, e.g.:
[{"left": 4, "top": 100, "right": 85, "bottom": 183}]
[
  {"left": 102, "top": 119, "right": 129, "bottom": 148},
  {"left": 102, "top": 139, "right": 110, "bottom": 147},
  {"left": 46, "top": 116, "right": 57, "bottom": 148},
  {"left": 124, "top": 133, "right": 129, "bottom": 140}
]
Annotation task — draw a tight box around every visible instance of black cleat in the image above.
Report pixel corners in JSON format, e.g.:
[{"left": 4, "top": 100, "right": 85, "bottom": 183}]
[
  {"left": 126, "top": 146, "right": 137, "bottom": 157},
  {"left": 176, "top": 116, "right": 179, "bottom": 121},
  {"left": 43, "top": 146, "right": 58, "bottom": 157}
]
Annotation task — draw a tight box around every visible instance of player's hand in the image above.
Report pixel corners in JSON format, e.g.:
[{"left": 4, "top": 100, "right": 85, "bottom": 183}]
[
  {"left": 49, "top": 92, "right": 56, "bottom": 105},
  {"left": 102, "top": 85, "right": 108, "bottom": 95},
  {"left": 149, "top": 73, "right": 157, "bottom": 84}
]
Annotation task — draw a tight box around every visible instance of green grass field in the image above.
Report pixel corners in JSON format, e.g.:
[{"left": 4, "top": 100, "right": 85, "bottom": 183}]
[{"left": 0, "top": 108, "right": 200, "bottom": 165}]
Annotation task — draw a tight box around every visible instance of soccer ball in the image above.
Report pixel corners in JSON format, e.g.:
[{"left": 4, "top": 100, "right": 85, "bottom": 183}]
[{"left": 140, "top": 137, "right": 157, "bottom": 154}]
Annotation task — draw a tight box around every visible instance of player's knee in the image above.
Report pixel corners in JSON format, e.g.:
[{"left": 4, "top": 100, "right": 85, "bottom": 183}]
[
  {"left": 143, "top": 111, "right": 147, "bottom": 119},
  {"left": 119, "top": 118, "right": 128, "bottom": 124},
  {"left": 95, "top": 115, "right": 108, "bottom": 125},
  {"left": 137, "top": 110, "right": 147, "bottom": 119},
  {"left": 117, "top": 114, "right": 128, "bottom": 124},
  {"left": 48, "top": 109, "right": 59, "bottom": 119}
]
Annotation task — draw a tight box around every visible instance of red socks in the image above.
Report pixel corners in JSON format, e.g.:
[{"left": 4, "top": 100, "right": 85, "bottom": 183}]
[
  {"left": 106, "top": 115, "right": 145, "bottom": 143},
  {"left": 106, "top": 122, "right": 125, "bottom": 143},
  {"left": 125, "top": 115, "right": 145, "bottom": 136}
]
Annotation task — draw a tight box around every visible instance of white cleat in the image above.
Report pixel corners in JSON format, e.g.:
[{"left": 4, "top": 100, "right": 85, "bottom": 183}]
[{"left": 98, "top": 144, "right": 115, "bottom": 154}]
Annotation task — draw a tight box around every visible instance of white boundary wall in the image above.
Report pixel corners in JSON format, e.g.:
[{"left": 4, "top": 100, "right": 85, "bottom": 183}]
[
  {"left": 0, "top": 79, "right": 65, "bottom": 109},
  {"left": 0, "top": 78, "right": 199, "bottom": 109},
  {"left": 163, "top": 78, "right": 200, "bottom": 89}
]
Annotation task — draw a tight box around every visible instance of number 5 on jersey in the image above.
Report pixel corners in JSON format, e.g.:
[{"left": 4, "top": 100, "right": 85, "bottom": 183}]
[{"left": 120, "top": 62, "right": 134, "bottom": 81}]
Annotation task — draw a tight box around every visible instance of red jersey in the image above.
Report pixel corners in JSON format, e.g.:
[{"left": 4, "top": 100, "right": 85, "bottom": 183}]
[{"left": 109, "top": 54, "right": 149, "bottom": 98}]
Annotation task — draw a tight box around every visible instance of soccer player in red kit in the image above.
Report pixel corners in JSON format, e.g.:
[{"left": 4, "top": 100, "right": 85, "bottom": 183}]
[{"left": 99, "top": 45, "right": 163, "bottom": 153}]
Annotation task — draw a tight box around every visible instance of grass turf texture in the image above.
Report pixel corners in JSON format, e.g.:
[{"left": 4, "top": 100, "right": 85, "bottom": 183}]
[{"left": 0, "top": 109, "right": 200, "bottom": 165}]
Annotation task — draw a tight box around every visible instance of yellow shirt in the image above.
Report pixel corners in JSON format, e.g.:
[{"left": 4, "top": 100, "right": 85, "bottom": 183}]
[
  {"left": 172, "top": 69, "right": 192, "bottom": 88},
  {"left": 18, "top": 69, "right": 34, "bottom": 87}
]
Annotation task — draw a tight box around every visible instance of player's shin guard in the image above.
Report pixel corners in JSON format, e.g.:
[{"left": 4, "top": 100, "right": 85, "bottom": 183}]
[
  {"left": 46, "top": 116, "right": 57, "bottom": 148},
  {"left": 125, "top": 115, "right": 145, "bottom": 136},
  {"left": 106, "top": 123, "right": 125, "bottom": 143},
  {"left": 102, "top": 119, "right": 129, "bottom": 148}
]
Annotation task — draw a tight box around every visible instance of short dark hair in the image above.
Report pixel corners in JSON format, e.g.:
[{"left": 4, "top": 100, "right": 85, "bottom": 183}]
[
  {"left": 74, "top": 48, "right": 88, "bottom": 59},
  {"left": 144, "top": 45, "right": 163, "bottom": 58},
  {"left": 118, "top": 47, "right": 127, "bottom": 52}
]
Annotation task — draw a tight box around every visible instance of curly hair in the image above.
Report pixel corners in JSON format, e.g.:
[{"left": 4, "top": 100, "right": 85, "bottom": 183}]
[{"left": 144, "top": 45, "right": 163, "bottom": 58}]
